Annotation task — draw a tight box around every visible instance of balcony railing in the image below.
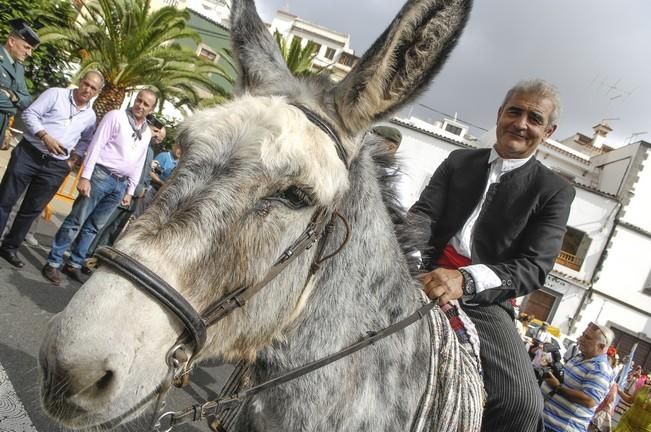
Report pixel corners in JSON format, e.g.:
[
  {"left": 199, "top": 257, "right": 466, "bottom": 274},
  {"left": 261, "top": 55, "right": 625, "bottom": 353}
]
[{"left": 556, "top": 251, "right": 584, "bottom": 271}]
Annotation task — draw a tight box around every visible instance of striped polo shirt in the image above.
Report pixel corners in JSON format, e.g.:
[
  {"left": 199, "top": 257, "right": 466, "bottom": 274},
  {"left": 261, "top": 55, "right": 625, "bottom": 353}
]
[{"left": 542, "top": 353, "right": 613, "bottom": 432}]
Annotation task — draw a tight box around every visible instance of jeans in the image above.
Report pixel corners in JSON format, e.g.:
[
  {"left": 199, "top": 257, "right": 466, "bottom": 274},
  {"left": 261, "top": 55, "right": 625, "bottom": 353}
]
[{"left": 47, "top": 166, "right": 127, "bottom": 268}]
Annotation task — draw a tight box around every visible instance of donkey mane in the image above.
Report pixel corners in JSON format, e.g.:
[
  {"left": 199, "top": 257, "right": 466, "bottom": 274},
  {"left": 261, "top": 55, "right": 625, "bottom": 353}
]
[{"left": 367, "top": 138, "right": 429, "bottom": 276}]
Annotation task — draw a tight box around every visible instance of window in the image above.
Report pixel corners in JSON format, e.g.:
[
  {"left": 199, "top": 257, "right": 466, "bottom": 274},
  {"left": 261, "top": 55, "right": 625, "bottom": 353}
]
[
  {"left": 338, "top": 52, "right": 357, "bottom": 67},
  {"left": 611, "top": 326, "right": 651, "bottom": 371},
  {"left": 198, "top": 46, "right": 218, "bottom": 62},
  {"left": 324, "top": 47, "right": 336, "bottom": 60},
  {"left": 556, "top": 227, "right": 591, "bottom": 271},
  {"left": 445, "top": 124, "right": 463, "bottom": 136}
]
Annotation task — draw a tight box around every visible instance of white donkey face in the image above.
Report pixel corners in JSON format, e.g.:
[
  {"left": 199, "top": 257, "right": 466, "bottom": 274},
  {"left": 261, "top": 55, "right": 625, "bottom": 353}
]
[{"left": 39, "top": 0, "right": 472, "bottom": 428}]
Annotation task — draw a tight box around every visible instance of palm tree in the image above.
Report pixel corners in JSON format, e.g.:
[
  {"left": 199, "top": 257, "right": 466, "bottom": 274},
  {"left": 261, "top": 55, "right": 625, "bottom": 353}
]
[
  {"left": 41, "top": 0, "right": 233, "bottom": 119},
  {"left": 273, "top": 31, "right": 321, "bottom": 77}
]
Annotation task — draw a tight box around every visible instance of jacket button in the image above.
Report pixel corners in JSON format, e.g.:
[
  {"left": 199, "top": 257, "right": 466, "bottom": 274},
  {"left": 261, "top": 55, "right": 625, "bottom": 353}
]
[{"left": 506, "top": 280, "right": 512, "bottom": 286}]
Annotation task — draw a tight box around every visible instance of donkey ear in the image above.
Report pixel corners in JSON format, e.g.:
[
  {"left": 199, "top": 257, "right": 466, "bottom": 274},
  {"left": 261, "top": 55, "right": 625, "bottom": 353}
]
[
  {"left": 230, "top": 0, "right": 294, "bottom": 94},
  {"left": 334, "top": 0, "right": 472, "bottom": 134}
]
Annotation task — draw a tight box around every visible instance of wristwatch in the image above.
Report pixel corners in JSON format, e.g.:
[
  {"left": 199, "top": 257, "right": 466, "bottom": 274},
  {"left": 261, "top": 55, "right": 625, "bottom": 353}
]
[{"left": 458, "top": 268, "right": 476, "bottom": 297}]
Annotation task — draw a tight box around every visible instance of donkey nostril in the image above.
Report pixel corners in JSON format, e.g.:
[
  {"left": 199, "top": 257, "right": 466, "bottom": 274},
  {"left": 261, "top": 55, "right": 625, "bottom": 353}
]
[{"left": 95, "top": 370, "right": 114, "bottom": 392}]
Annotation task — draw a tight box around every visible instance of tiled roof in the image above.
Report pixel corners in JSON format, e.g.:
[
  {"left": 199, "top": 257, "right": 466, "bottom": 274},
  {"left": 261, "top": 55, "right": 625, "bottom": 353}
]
[
  {"left": 389, "top": 118, "right": 477, "bottom": 149},
  {"left": 572, "top": 182, "right": 619, "bottom": 200},
  {"left": 617, "top": 220, "right": 651, "bottom": 239}
]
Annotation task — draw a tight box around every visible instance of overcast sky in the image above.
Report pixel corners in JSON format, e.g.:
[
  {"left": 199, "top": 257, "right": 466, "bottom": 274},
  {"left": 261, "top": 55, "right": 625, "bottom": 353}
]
[{"left": 255, "top": 0, "right": 651, "bottom": 146}]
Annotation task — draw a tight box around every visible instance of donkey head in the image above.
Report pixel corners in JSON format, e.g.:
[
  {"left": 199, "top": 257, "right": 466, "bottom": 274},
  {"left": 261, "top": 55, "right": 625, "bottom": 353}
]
[{"left": 39, "top": 0, "right": 471, "bottom": 428}]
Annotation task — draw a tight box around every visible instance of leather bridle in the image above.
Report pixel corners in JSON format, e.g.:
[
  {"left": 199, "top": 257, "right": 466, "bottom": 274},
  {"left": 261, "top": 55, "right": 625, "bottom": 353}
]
[
  {"left": 95, "top": 103, "right": 347, "bottom": 358},
  {"left": 92, "top": 104, "right": 437, "bottom": 431}
]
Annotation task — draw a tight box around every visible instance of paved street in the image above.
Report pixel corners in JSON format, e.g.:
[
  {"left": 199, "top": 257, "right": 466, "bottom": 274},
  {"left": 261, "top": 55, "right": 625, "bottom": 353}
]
[{"left": 0, "top": 148, "right": 232, "bottom": 432}]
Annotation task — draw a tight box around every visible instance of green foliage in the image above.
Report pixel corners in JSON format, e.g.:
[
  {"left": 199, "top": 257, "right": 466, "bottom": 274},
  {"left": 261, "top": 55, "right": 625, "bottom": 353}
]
[
  {"left": 273, "top": 31, "right": 320, "bottom": 77},
  {"left": 40, "top": 0, "right": 234, "bottom": 114},
  {"left": 0, "top": 0, "right": 77, "bottom": 94}
]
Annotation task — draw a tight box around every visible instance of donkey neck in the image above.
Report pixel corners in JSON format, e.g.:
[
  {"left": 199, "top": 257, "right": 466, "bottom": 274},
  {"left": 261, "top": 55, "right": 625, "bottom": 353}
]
[{"left": 245, "top": 148, "right": 430, "bottom": 430}]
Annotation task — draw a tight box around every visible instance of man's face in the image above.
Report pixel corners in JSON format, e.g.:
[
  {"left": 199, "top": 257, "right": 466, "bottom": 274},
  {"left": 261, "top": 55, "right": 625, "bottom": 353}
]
[
  {"left": 74, "top": 74, "right": 102, "bottom": 105},
  {"left": 132, "top": 91, "right": 156, "bottom": 121},
  {"left": 495, "top": 91, "right": 557, "bottom": 159},
  {"left": 172, "top": 143, "right": 181, "bottom": 159},
  {"left": 6, "top": 35, "right": 36, "bottom": 63},
  {"left": 149, "top": 126, "right": 166, "bottom": 145},
  {"left": 577, "top": 325, "right": 605, "bottom": 358}
]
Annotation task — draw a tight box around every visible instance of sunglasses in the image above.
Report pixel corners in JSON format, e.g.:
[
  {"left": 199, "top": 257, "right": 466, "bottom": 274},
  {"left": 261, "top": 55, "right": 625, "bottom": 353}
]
[{"left": 589, "top": 322, "right": 609, "bottom": 344}]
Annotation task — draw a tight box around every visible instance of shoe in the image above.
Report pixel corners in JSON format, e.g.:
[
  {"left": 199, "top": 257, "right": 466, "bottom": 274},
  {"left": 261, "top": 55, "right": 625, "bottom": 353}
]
[
  {"left": 42, "top": 264, "right": 62, "bottom": 286},
  {"left": 62, "top": 264, "right": 88, "bottom": 284},
  {"left": 81, "top": 265, "right": 94, "bottom": 276},
  {"left": 24, "top": 232, "right": 39, "bottom": 247},
  {"left": 0, "top": 248, "right": 24, "bottom": 268}
]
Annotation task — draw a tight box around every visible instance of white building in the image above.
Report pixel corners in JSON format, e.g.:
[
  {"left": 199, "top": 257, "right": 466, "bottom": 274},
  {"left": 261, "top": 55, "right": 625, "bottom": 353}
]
[
  {"left": 386, "top": 116, "right": 651, "bottom": 369},
  {"left": 268, "top": 11, "right": 359, "bottom": 81},
  {"left": 151, "top": 0, "right": 231, "bottom": 24}
]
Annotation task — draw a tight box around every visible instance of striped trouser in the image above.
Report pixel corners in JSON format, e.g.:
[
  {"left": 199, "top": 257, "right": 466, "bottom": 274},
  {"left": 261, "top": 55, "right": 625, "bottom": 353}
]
[{"left": 462, "top": 303, "right": 545, "bottom": 432}]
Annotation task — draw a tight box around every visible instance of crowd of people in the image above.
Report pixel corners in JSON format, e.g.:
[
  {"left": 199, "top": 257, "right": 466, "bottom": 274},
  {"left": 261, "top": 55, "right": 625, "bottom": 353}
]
[
  {"left": 513, "top": 312, "right": 650, "bottom": 432},
  {"left": 0, "top": 20, "right": 177, "bottom": 286}
]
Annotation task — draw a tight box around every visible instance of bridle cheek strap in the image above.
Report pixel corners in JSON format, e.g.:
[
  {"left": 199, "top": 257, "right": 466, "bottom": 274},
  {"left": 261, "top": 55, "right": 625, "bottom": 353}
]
[{"left": 94, "top": 208, "right": 333, "bottom": 362}]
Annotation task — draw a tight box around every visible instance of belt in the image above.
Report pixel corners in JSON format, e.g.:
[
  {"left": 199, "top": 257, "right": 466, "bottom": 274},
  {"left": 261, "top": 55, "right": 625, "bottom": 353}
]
[
  {"left": 96, "top": 164, "right": 127, "bottom": 181},
  {"left": 19, "top": 139, "right": 63, "bottom": 162}
]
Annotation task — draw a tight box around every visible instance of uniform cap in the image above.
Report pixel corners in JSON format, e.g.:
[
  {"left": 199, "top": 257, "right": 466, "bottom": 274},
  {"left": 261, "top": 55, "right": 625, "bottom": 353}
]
[
  {"left": 371, "top": 125, "right": 402, "bottom": 146},
  {"left": 9, "top": 19, "right": 40, "bottom": 47}
]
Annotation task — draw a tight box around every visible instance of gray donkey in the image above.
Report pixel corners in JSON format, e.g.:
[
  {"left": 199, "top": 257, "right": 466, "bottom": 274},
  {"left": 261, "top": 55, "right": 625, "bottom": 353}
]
[{"left": 39, "top": 0, "right": 483, "bottom": 430}]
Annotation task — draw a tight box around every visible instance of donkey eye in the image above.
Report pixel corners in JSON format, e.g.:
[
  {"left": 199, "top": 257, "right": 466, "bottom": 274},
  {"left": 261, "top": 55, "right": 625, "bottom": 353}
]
[{"left": 269, "top": 185, "right": 315, "bottom": 209}]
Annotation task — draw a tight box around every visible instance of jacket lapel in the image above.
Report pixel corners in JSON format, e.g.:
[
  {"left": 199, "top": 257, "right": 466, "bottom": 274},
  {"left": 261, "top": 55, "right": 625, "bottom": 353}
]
[{"left": 0, "top": 49, "right": 17, "bottom": 80}]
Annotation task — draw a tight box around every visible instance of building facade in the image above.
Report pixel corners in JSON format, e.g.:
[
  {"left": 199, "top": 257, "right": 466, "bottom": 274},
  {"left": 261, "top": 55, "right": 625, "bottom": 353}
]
[{"left": 268, "top": 11, "right": 359, "bottom": 81}]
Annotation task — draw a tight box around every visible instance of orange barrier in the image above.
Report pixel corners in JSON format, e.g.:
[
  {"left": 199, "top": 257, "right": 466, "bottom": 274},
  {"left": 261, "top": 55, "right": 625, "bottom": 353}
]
[{"left": 43, "top": 166, "right": 83, "bottom": 221}]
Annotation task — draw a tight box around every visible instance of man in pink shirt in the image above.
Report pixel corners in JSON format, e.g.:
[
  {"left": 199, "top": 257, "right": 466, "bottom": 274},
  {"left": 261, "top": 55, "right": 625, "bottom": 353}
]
[{"left": 42, "top": 89, "right": 156, "bottom": 285}]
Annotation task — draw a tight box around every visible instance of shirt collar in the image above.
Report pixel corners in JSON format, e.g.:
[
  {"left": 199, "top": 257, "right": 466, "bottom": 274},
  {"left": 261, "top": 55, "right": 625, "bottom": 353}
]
[
  {"left": 2, "top": 46, "right": 14, "bottom": 65},
  {"left": 69, "top": 89, "right": 92, "bottom": 111},
  {"left": 489, "top": 147, "right": 533, "bottom": 174}
]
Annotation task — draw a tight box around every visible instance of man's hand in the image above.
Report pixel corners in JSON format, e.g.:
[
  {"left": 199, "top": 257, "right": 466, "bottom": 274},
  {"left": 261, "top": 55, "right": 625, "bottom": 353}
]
[
  {"left": 67, "top": 153, "right": 81, "bottom": 170},
  {"left": 42, "top": 134, "right": 68, "bottom": 156},
  {"left": 121, "top": 194, "right": 132, "bottom": 207},
  {"left": 0, "top": 88, "right": 17, "bottom": 103},
  {"left": 543, "top": 372, "right": 560, "bottom": 390},
  {"left": 417, "top": 268, "right": 464, "bottom": 305},
  {"left": 77, "top": 178, "right": 91, "bottom": 197}
]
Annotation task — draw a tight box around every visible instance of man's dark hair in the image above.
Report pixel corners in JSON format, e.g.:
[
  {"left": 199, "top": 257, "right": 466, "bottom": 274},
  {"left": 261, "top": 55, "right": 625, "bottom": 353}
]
[{"left": 147, "top": 114, "right": 165, "bottom": 129}]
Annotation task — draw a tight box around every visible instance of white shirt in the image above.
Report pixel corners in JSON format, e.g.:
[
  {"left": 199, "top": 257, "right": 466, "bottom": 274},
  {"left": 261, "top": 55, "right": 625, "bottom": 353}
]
[{"left": 451, "top": 148, "right": 533, "bottom": 296}]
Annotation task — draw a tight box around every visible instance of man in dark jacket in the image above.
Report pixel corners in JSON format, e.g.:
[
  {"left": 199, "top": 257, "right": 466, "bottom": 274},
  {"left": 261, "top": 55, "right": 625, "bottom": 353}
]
[
  {"left": 410, "top": 79, "right": 575, "bottom": 432},
  {"left": 0, "top": 19, "right": 39, "bottom": 142}
]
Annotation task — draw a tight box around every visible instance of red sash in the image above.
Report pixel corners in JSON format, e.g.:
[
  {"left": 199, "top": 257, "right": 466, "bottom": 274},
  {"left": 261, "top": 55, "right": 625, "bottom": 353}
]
[{"left": 436, "top": 244, "right": 471, "bottom": 269}]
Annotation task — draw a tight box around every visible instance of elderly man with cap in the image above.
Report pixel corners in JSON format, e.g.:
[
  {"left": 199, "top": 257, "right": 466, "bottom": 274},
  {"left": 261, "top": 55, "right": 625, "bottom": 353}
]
[
  {"left": 0, "top": 19, "right": 39, "bottom": 143},
  {"left": 542, "top": 322, "right": 615, "bottom": 432},
  {"left": 371, "top": 125, "right": 402, "bottom": 155}
]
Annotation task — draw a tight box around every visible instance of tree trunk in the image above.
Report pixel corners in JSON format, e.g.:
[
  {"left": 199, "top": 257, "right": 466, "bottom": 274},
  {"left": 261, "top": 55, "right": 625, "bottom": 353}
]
[{"left": 94, "top": 83, "right": 126, "bottom": 122}]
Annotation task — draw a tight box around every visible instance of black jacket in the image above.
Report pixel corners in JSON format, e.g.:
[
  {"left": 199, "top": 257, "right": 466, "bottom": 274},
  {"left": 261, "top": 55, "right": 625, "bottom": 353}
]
[{"left": 409, "top": 148, "right": 575, "bottom": 304}]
